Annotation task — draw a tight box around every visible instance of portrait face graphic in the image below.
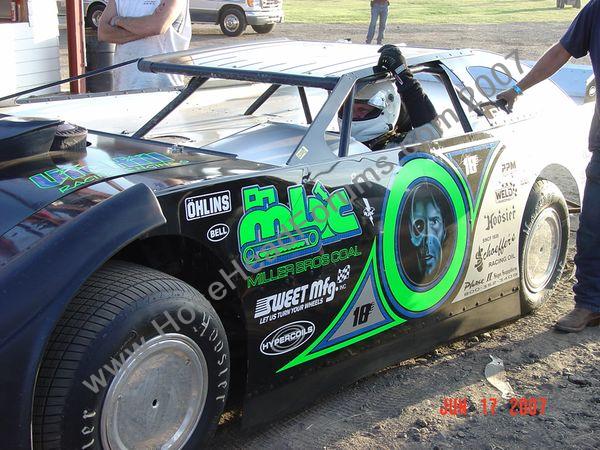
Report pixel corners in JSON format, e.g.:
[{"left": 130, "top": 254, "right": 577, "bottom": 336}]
[
  {"left": 410, "top": 191, "right": 446, "bottom": 278},
  {"left": 399, "top": 181, "right": 456, "bottom": 288}
]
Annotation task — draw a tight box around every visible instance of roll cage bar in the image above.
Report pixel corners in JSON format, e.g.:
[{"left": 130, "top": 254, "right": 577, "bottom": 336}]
[{"left": 132, "top": 55, "right": 476, "bottom": 166}]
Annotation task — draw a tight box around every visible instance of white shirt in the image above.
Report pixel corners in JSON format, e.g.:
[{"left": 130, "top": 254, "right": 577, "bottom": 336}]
[{"left": 113, "top": 0, "right": 191, "bottom": 91}]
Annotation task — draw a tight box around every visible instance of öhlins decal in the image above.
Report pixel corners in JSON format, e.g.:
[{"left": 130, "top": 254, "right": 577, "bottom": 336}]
[{"left": 238, "top": 182, "right": 362, "bottom": 272}]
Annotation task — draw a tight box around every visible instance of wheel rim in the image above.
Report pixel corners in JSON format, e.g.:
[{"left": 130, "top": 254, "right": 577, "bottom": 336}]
[
  {"left": 101, "top": 333, "right": 208, "bottom": 450},
  {"left": 224, "top": 14, "right": 240, "bottom": 32},
  {"left": 523, "top": 208, "right": 562, "bottom": 293},
  {"left": 92, "top": 10, "right": 103, "bottom": 27}
]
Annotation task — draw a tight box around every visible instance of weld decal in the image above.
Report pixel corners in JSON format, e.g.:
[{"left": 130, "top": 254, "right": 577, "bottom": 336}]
[{"left": 238, "top": 182, "right": 362, "bottom": 272}]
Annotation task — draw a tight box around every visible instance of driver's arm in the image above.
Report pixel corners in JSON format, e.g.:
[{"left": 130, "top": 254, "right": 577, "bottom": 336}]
[
  {"left": 377, "top": 45, "right": 438, "bottom": 129},
  {"left": 97, "top": 0, "right": 140, "bottom": 44}
]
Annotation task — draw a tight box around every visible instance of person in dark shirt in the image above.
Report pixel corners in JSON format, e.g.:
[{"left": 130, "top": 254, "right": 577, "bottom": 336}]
[
  {"left": 366, "top": 0, "right": 390, "bottom": 45},
  {"left": 498, "top": 0, "right": 600, "bottom": 332}
]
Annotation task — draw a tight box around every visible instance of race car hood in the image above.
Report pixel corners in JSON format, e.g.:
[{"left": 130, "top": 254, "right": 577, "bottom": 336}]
[{"left": 0, "top": 130, "right": 257, "bottom": 236}]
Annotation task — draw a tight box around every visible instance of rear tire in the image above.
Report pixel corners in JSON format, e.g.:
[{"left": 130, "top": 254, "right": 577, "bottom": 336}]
[
  {"left": 519, "top": 180, "right": 569, "bottom": 313},
  {"left": 251, "top": 24, "right": 275, "bottom": 34},
  {"left": 219, "top": 7, "right": 247, "bottom": 37},
  {"left": 33, "top": 261, "right": 229, "bottom": 450}
]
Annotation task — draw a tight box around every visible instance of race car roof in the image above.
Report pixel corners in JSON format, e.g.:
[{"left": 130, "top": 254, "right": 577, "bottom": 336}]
[{"left": 138, "top": 40, "right": 472, "bottom": 89}]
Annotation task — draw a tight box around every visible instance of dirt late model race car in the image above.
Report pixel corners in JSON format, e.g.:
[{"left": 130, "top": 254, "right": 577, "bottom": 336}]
[{"left": 0, "top": 41, "right": 591, "bottom": 449}]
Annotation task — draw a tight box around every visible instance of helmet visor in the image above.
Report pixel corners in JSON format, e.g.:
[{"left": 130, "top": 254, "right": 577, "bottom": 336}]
[{"left": 338, "top": 99, "right": 383, "bottom": 121}]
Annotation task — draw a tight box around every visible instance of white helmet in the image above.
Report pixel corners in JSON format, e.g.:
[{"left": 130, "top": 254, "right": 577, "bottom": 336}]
[{"left": 341, "top": 80, "right": 402, "bottom": 143}]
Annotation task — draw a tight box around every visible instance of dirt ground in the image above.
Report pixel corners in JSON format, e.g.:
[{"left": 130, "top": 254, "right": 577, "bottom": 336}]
[
  {"left": 212, "top": 238, "right": 599, "bottom": 450},
  {"left": 57, "top": 21, "right": 599, "bottom": 449}
]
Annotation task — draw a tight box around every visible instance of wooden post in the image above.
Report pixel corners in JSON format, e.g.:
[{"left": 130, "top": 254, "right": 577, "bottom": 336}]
[{"left": 65, "top": 0, "right": 86, "bottom": 93}]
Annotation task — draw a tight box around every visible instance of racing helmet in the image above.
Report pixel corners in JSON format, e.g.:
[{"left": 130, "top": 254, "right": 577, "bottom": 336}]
[{"left": 340, "top": 80, "right": 402, "bottom": 143}]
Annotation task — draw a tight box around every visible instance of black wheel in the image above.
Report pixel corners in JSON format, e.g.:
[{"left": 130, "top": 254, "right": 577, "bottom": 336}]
[
  {"left": 519, "top": 180, "right": 569, "bottom": 313},
  {"left": 251, "top": 23, "right": 275, "bottom": 34},
  {"left": 33, "top": 261, "right": 230, "bottom": 450},
  {"left": 575, "top": 0, "right": 582, "bottom": 8},
  {"left": 85, "top": 3, "right": 105, "bottom": 29},
  {"left": 556, "top": 0, "right": 565, "bottom": 8},
  {"left": 219, "top": 7, "right": 247, "bottom": 37}
]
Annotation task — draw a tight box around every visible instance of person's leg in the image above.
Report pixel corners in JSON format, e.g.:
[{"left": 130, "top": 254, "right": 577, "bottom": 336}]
[
  {"left": 556, "top": 152, "right": 600, "bottom": 331},
  {"left": 377, "top": 5, "right": 388, "bottom": 45},
  {"left": 366, "top": 5, "right": 378, "bottom": 44}
]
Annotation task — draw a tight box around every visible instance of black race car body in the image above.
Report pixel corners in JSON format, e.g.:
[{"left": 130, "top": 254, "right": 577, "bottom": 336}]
[{"left": 0, "top": 41, "right": 591, "bottom": 448}]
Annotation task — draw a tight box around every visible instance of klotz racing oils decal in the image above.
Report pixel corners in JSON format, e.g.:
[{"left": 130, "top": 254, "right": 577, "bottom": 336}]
[
  {"left": 29, "top": 152, "right": 188, "bottom": 194},
  {"left": 281, "top": 152, "right": 475, "bottom": 371},
  {"left": 237, "top": 181, "right": 362, "bottom": 272}
]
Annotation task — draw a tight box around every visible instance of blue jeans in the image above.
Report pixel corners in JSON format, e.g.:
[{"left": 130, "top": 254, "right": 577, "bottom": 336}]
[
  {"left": 366, "top": 4, "right": 388, "bottom": 44},
  {"left": 573, "top": 151, "right": 600, "bottom": 312}
]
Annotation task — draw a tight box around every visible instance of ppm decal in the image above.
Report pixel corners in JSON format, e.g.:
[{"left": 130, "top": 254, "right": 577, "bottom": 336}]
[{"left": 238, "top": 181, "right": 362, "bottom": 272}]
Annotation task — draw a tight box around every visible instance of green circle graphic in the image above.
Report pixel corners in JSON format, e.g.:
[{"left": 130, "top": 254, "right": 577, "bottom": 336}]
[{"left": 381, "top": 157, "right": 469, "bottom": 314}]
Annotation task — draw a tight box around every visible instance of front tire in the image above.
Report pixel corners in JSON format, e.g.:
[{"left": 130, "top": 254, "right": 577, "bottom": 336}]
[
  {"left": 219, "top": 7, "right": 247, "bottom": 37},
  {"left": 251, "top": 24, "right": 275, "bottom": 34},
  {"left": 519, "top": 180, "right": 569, "bottom": 313},
  {"left": 33, "top": 261, "right": 230, "bottom": 449}
]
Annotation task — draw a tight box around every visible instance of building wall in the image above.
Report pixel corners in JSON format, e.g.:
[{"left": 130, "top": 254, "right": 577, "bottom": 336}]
[{"left": 0, "top": 0, "right": 60, "bottom": 99}]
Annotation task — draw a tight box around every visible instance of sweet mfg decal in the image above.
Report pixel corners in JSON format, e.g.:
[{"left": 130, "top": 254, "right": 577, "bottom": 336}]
[
  {"left": 238, "top": 182, "right": 362, "bottom": 272},
  {"left": 254, "top": 270, "right": 349, "bottom": 324}
]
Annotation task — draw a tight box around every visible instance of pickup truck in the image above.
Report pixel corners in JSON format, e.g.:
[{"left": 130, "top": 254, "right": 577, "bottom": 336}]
[{"left": 83, "top": 0, "right": 284, "bottom": 36}]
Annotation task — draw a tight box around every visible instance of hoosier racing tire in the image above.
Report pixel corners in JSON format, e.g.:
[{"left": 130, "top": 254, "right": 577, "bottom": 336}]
[
  {"left": 519, "top": 180, "right": 569, "bottom": 314},
  {"left": 33, "top": 261, "right": 229, "bottom": 450}
]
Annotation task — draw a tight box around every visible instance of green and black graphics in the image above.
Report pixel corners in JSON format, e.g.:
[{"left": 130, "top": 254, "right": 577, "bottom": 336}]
[{"left": 239, "top": 144, "right": 499, "bottom": 374}]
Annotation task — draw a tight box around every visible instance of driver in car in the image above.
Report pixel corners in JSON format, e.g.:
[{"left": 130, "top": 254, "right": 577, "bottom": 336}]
[{"left": 345, "top": 45, "right": 443, "bottom": 150}]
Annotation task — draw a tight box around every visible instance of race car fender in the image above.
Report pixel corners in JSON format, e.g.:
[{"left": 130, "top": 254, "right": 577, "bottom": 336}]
[{"left": 0, "top": 182, "right": 166, "bottom": 450}]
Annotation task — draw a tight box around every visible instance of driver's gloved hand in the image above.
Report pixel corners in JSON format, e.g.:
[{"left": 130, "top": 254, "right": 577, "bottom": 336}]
[
  {"left": 377, "top": 44, "right": 408, "bottom": 75},
  {"left": 377, "top": 44, "right": 437, "bottom": 128},
  {"left": 377, "top": 45, "right": 416, "bottom": 94}
]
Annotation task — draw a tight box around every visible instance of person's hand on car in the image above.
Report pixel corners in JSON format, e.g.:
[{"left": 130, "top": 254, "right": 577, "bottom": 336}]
[{"left": 496, "top": 88, "right": 520, "bottom": 112}]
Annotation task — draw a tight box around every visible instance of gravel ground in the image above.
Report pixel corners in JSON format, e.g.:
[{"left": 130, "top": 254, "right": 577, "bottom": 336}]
[{"left": 56, "top": 21, "right": 599, "bottom": 449}]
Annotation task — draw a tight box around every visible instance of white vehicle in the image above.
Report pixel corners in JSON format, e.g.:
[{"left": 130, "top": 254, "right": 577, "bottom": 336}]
[{"left": 83, "top": 0, "right": 284, "bottom": 36}]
